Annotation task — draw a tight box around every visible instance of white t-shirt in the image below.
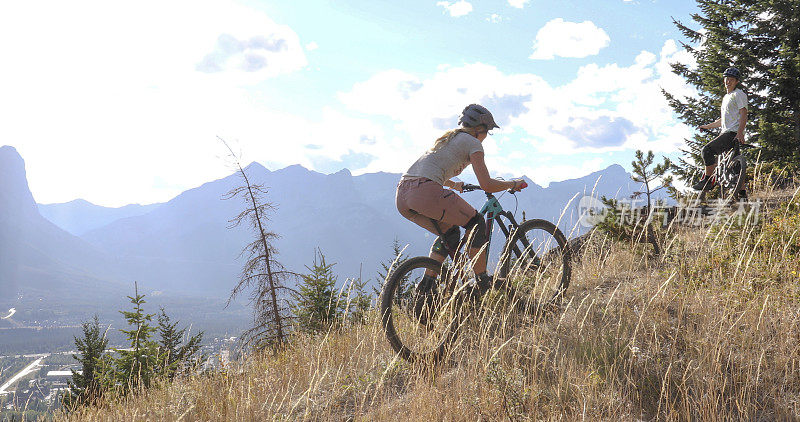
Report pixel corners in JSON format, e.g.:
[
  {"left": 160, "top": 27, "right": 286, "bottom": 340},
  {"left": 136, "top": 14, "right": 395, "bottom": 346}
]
[
  {"left": 403, "top": 132, "right": 484, "bottom": 185},
  {"left": 721, "top": 88, "right": 747, "bottom": 133}
]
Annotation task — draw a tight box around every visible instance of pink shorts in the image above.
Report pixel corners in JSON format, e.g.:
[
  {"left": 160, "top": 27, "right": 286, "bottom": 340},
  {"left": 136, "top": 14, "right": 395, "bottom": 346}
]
[{"left": 396, "top": 178, "right": 477, "bottom": 234}]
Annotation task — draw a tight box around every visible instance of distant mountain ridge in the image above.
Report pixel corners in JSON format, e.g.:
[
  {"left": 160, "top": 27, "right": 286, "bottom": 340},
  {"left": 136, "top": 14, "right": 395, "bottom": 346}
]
[
  {"left": 0, "top": 146, "right": 38, "bottom": 219},
  {"left": 0, "top": 146, "right": 128, "bottom": 304},
  {"left": 72, "top": 162, "right": 645, "bottom": 294},
  {"left": 38, "top": 199, "right": 162, "bottom": 236},
  {"left": 78, "top": 162, "right": 419, "bottom": 294},
  {"left": 0, "top": 146, "right": 250, "bottom": 340},
  {"left": 5, "top": 143, "right": 654, "bottom": 301}
]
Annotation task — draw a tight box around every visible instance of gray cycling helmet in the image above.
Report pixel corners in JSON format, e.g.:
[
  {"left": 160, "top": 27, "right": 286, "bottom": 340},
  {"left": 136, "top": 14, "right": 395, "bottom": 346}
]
[
  {"left": 458, "top": 104, "right": 499, "bottom": 129},
  {"left": 723, "top": 67, "right": 741, "bottom": 79}
]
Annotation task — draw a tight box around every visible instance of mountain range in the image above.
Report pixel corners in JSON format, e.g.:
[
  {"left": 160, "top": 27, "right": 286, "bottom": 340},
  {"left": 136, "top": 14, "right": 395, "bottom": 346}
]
[
  {"left": 38, "top": 200, "right": 161, "bottom": 236},
  {"left": 0, "top": 146, "right": 126, "bottom": 305},
  {"left": 1, "top": 145, "right": 645, "bottom": 310},
  {"left": 0, "top": 145, "right": 249, "bottom": 336}
]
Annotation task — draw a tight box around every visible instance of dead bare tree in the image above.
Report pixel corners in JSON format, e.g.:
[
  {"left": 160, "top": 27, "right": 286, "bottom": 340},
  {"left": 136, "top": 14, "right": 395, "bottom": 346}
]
[{"left": 219, "top": 137, "right": 295, "bottom": 349}]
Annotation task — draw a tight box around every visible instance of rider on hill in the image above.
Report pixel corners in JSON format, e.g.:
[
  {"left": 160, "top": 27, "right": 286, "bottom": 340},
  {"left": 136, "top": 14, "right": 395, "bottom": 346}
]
[
  {"left": 693, "top": 67, "right": 749, "bottom": 196},
  {"left": 395, "top": 104, "right": 528, "bottom": 296}
]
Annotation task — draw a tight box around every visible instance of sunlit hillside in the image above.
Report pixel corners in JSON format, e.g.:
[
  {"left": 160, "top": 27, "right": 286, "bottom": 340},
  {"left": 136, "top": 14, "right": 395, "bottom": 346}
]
[{"left": 59, "top": 178, "right": 800, "bottom": 421}]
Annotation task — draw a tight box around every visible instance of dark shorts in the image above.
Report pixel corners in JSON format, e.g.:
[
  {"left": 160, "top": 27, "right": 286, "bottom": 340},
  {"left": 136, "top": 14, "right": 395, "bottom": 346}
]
[
  {"left": 396, "top": 178, "right": 477, "bottom": 235},
  {"left": 702, "top": 131, "right": 738, "bottom": 166}
]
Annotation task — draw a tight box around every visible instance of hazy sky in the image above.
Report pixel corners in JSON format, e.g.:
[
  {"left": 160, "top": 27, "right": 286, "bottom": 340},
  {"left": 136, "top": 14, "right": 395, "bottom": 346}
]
[{"left": 2, "top": 0, "right": 699, "bottom": 207}]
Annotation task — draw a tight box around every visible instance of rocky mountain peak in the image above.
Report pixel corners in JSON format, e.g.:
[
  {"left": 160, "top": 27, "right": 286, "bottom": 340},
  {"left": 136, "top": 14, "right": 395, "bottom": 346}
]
[{"left": 0, "top": 145, "right": 38, "bottom": 219}]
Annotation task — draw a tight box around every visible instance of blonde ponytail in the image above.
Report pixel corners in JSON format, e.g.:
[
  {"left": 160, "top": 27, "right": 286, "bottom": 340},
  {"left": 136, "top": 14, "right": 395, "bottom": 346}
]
[{"left": 430, "top": 126, "right": 482, "bottom": 152}]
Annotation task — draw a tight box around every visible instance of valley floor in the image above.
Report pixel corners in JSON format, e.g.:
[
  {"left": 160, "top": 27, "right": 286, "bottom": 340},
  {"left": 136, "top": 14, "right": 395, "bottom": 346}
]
[{"left": 0, "top": 356, "right": 46, "bottom": 395}]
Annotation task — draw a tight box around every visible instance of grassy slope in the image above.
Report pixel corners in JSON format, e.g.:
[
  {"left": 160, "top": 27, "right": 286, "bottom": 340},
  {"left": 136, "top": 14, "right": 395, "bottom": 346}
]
[{"left": 62, "top": 183, "right": 800, "bottom": 421}]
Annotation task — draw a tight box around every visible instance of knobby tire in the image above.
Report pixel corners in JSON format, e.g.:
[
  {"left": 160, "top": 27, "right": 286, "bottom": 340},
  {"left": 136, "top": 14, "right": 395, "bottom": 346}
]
[
  {"left": 379, "top": 257, "right": 462, "bottom": 363},
  {"left": 497, "top": 219, "right": 571, "bottom": 309}
]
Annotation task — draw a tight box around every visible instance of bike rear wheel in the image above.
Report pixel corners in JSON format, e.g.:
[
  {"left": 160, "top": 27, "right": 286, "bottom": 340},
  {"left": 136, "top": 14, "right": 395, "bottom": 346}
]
[
  {"left": 379, "top": 256, "right": 464, "bottom": 363},
  {"left": 497, "top": 219, "right": 571, "bottom": 311}
]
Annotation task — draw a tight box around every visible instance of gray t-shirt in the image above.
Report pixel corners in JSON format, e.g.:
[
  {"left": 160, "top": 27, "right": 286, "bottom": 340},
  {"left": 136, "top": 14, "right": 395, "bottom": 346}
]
[{"left": 402, "top": 132, "right": 484, "bottom": 185}]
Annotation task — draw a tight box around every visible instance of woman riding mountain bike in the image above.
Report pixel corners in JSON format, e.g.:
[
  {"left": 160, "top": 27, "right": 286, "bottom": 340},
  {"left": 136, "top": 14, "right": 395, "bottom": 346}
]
[{"left": 395, "top": 104, "right": 528, "bottom": 298}]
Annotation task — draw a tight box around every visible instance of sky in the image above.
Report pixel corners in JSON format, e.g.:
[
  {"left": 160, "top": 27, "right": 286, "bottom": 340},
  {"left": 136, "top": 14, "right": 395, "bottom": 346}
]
[{"left": 1, "top": 0, "right": 701, "bottom": 207}]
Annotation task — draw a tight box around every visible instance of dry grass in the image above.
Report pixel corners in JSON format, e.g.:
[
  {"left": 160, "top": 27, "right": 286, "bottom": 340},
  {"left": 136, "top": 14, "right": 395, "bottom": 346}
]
[{"left": 60, "top": 184, "right": 800, "bottom": 421}]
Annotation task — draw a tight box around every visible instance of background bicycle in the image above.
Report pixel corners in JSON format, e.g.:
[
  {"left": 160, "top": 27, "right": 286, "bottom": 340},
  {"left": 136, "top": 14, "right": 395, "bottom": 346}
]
[{"left": 696, "top": 129, "right": 759, "bottom": 205}]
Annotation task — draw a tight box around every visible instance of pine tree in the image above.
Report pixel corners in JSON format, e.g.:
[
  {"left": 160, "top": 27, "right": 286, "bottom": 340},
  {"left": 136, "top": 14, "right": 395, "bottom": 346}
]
[
  {"left": 631, "top": 150, "right": 673, "bottom": 212},
  {"left": 114, "top": 282, "right": 159, "bottom": 392},
  {"left": 63, "top": 315, "right": 108, "bottom": 409},
  {"left": 156, "top": 308, "right": 204, "bottom": 380},
  {"left": 346, "top": 274, "right": 373, "bottom": 325},
  {"left": 664, "top": 0, "right": 800, "bottom": 179},
  {"left": 374, "top": 237, "right": 411, "bottom": 300},
  {"left": 741, "top": 0, "right": 800, "bottom": 168},
  {"left": 292, "top": 250, "right": 345, "bottom": 333},
  {"left": 630, "top": 150, "right": 672, "bottom": 255}
]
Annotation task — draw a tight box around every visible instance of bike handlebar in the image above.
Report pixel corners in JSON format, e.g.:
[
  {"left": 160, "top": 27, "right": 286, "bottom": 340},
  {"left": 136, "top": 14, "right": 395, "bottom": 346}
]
[
  {"left": 462, "top": 183, "right": 482, "bottom": 192},
  {"left": 461, "top": 181, "right": 527, "bottom": 194}
]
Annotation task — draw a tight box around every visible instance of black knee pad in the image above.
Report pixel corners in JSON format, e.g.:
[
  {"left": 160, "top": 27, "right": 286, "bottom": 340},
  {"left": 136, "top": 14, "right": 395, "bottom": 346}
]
[
  {"left": 431, "top": 226, "right": 461, "bottom": 255},
  {"left": 462, "top": 213, "right": 487, "bottom": 248}
]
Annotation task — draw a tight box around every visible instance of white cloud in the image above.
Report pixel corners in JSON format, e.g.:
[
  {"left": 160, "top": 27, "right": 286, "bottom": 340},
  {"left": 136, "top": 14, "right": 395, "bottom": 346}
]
[
  {"left": 530, "top": 18, "right": 610, "bottom": 60},
  {"left": 0, "top": 0, "right": 308, "bottom": 206},
  {"left": 487, "top": 14, "right": 503, "bottom": 23},
  {"left": 0, "top": 1, "right": 307, "bottom": 88},
  {"left": 338, "top": 39, "right": 696, "bottom": 184},
  {"left": 508, "top": 0, "right": 530, "bottom": 8},
  {"left": 305, "top": 41, "right": 319, "bottom": 51},
  {"left": 194, "top": 31, "right": 306, "bottom": 80},
  {"left": 436, "top": 1, "right": 473, "bottom": 17},
  {"left": 0, "top": 0, "right": 697, "bottom": 206},
  {"left": 339, "top": 63, "right": 549, "bottom": 147},
  {"left": 521, "top": 41, "right": 696, "bottom": 154}
]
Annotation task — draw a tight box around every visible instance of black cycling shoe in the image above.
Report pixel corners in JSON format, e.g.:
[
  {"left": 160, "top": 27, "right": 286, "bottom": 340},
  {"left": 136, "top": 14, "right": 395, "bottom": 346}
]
[
  {"left": 692, "top": 175, "right": 715, "bottom": 191},
  {"left": 465, "top": 273, "right": 493, "bottom": 302}
]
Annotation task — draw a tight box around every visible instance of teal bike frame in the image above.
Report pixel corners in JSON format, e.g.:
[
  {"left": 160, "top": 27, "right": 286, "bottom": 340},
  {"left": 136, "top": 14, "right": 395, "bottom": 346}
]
[{"left": 432, "top": 183, "right": 527, "bottom": 260}]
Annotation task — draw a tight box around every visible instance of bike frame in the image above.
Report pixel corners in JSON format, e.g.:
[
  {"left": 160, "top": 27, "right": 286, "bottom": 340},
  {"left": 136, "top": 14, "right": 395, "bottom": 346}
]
[
  {"left": 434, "top": 187, "right": 529, "bottom": 262},
  {"left": 479, "top": 192, "right": 522, "bottom": 254}
]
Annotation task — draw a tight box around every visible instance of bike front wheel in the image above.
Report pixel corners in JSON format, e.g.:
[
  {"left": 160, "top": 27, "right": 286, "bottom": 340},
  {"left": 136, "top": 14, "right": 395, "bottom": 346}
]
[
  {"left": 379, "top": 256, "right": 464, "bottom": 363},
  {"left": 497, "top": 219, "right": 571, "bottom": 310},
  {"left": 718, "top": 154, "right": 747, "bottom": 203}
]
